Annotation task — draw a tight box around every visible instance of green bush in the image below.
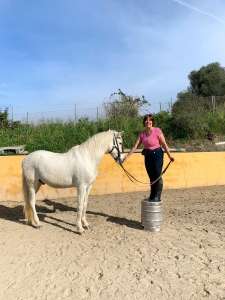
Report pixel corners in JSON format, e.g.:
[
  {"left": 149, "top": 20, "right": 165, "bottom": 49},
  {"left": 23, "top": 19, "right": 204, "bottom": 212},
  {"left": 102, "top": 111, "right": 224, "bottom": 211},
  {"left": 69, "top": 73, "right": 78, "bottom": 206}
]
[{"left": 0, "top": 111, "right": 225, "bottom": 153}]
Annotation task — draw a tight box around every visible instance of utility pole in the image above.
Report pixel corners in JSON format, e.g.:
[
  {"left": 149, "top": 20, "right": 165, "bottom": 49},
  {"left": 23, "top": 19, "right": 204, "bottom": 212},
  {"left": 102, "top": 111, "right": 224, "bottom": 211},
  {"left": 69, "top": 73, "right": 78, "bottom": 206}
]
[
  {"left": 74, "top": 104, "right": 77, "bottom": 123},
  {"left": 11, "top": 106, "right": 13, "bottom": 123},
  {"left": 159, "top": 102, "right": 162, "bottom": 112},
  {"left": 96, "top": 107, "right": 99, "bottom": 120}
]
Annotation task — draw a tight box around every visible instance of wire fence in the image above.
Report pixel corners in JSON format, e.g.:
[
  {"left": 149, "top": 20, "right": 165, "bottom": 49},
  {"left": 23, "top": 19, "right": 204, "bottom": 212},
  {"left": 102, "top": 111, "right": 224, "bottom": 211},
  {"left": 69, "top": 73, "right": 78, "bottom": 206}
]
[
  {"left": 1, "top": 96, "right": 225, "bottom": 124},
  {"left": 0, "top": 105, "right": 106, "bottom": 124},
  {"left": 172, "top": 95, "right": 225, "bottom": 114},
  {"left": 0, "top": 104, "right": 152, "bottom": 124}
]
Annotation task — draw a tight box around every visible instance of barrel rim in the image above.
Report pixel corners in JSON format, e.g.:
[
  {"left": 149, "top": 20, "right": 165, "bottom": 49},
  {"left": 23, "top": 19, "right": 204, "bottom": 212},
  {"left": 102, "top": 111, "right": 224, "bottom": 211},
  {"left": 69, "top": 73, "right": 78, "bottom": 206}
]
[{"left": 142, "top": 199, "right": 162, "bottom": 205}]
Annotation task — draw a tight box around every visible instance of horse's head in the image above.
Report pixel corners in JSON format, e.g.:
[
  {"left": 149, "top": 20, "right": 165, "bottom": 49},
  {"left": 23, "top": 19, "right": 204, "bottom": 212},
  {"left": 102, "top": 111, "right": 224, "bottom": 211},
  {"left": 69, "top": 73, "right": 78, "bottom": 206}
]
[{"left": 108, "top": 130, "right": 124, "bottom": 164}]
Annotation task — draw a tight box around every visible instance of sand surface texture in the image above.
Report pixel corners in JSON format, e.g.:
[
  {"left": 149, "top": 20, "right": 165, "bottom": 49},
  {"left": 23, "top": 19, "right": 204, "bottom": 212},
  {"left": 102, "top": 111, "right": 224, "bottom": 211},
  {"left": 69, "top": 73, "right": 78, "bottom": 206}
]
[{"left": 0, "top": 186, "right": 225, "bottom": 300}]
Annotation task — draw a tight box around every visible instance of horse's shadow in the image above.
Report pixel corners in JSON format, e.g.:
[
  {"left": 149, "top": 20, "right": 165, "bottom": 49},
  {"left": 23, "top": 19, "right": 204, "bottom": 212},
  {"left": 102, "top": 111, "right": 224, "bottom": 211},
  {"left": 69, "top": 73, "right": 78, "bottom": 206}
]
[
  {"left": 0, "top": 204, "right": 24, "bottom": 224},
  {"left": 0, "top": 203, "right": 54, "bottom": 225},
  {"left": 42, "top": 199, "right": 143, "bottom": 230},
  {"left": 0, "top": 199, "right": 143, "bottom": 232}
]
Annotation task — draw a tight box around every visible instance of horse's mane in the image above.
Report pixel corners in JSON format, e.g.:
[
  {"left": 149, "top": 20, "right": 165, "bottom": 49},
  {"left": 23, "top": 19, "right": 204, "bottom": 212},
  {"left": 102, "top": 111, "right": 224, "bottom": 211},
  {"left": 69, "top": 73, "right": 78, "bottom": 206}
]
[
  {"left": 81, "top": 130, "right": 113, "bottom": 151},
  {"left": 69, "top": 130, "right": 114, "bottom": 154}
]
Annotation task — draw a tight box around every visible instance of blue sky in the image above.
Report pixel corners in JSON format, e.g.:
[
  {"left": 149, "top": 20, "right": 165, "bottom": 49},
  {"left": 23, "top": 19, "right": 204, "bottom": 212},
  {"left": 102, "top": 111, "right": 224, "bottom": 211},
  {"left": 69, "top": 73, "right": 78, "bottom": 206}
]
[{"left": 0, "top": 0, "right": 225, "bottom": 121}]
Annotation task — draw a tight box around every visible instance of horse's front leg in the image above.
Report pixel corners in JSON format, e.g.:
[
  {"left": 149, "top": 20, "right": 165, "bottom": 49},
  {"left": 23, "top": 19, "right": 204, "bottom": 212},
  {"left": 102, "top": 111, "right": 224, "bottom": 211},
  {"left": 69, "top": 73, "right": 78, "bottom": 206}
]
[
  {"left": 76, "top": 185, "right": 86, "bottom": 234},
  {"left": 81, "top": 184, "right": 92, "bottom": 229}
]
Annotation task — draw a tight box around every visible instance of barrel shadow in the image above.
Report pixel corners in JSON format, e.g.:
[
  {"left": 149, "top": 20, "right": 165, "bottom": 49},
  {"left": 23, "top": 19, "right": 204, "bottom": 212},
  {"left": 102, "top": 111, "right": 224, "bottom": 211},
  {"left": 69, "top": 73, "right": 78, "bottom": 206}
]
[{"left": 106, "top": 216, "right": 143, "bottom": 230}]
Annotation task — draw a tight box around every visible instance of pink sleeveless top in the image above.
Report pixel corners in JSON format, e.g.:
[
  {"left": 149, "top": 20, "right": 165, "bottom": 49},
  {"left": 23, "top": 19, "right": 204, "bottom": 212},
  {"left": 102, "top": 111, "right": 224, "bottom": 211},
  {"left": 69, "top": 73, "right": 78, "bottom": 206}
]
[{"left": 139, "top": 127, "right": 162, "bottom": 150}]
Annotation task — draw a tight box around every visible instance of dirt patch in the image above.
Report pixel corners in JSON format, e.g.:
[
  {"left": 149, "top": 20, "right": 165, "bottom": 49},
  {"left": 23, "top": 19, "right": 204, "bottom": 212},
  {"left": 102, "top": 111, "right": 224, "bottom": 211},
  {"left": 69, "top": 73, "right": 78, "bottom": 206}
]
[{"left": 0, "top": 186, "right": 225, "bottom": 300}]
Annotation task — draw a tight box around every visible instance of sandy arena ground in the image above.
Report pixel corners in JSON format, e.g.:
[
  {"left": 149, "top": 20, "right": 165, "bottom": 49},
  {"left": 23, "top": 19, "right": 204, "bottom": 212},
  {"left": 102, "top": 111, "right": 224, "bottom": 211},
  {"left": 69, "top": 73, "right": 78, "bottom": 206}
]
[{"left": 0, "top": 186, "right": 225, "bottom": 300}]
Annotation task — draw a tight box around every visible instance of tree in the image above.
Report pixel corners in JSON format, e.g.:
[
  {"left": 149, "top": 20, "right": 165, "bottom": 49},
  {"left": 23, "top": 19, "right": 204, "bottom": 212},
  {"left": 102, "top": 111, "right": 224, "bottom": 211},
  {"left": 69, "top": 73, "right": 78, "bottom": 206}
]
[
  {"left": 104, "top": 89, "right": 150, "bottom": 118},
  {"left": 188, "top": 62, "right": 225, "bottom": 96},
  {"left": 0, "top": 108, "right": 21, "bottom": 128},
  {"left": 0, "top": 109, "right": 9, "bottom": 128},
  {"left": 171, "top": 62, "right": 225, "bottom": 139},
  {"left": 173, "top": 62, "right": 225, "bottom": 114}
]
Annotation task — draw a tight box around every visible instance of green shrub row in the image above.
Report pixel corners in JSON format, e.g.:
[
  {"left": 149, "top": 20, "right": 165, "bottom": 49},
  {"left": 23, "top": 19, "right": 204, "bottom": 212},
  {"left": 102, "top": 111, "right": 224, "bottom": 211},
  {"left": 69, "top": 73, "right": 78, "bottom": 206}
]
[
  {"left": 0, "top": 111, "right": 225, "bottom": 153},
  {"left": 0, "top": 117, "right": 143, "bottom": 153}
]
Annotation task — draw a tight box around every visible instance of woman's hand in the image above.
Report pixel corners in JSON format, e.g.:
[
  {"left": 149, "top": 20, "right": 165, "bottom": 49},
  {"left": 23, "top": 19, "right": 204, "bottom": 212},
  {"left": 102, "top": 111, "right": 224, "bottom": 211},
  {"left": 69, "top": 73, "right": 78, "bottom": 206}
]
[
  {"left": 120, "top": 153, "right": 128, "bottom": 164},
  {"left": 169, "top": 156, "right": 175, "bottom": 162}
]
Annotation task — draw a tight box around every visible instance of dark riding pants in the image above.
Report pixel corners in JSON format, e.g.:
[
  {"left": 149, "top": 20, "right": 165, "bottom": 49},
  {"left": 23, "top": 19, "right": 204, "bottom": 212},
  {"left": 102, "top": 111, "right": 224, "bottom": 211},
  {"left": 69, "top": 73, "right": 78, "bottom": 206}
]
[{"left": 143, "top": 147, "right": 164, "bottom": 201}]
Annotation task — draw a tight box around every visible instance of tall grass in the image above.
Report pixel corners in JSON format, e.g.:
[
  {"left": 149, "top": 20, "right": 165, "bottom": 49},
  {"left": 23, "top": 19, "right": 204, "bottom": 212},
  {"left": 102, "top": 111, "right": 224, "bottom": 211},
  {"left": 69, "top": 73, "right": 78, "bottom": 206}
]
[
  {"left": 1, "top": 112, "right": 225, "bottom": 153},
  {"left": 0, "top": 117, "right": 143, "bottom": 153}
]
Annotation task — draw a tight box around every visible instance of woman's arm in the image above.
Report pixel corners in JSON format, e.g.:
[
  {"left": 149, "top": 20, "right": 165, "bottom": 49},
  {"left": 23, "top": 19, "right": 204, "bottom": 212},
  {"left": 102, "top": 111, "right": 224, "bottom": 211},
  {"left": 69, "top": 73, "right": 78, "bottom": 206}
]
[
  {"left": 159, "top": 133, "right": 174, "bottom": 162},
  {"left": 122, "top": 136, "right": 141, "bottom": 162}
]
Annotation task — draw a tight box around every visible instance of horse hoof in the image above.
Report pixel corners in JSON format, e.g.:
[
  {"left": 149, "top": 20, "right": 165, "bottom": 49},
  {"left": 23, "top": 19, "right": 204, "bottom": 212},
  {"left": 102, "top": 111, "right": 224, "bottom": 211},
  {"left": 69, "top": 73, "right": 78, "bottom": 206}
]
[
  {"left": 77, "top": 227, "right": 85, "bottom": 235},
  {"left": 83, "top": 224, "right": 90, "bottom": 230},
  {"left": 32, "top": 224, "right": 41, "bottom": 229}
]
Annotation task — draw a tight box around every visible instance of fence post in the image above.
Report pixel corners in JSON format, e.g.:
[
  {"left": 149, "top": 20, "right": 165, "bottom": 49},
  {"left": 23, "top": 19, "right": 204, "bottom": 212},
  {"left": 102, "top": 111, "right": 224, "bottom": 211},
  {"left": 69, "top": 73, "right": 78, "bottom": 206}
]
[{"left": 211, "top": 96, "right": 216, "bottom": 113}]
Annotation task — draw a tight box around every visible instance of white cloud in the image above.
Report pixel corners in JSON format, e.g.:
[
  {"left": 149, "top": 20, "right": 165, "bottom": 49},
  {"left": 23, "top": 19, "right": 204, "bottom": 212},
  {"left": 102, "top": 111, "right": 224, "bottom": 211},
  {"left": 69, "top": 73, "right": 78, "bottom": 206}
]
[{"left": 171, "top": 0, "right": 225, "bottom": 24}]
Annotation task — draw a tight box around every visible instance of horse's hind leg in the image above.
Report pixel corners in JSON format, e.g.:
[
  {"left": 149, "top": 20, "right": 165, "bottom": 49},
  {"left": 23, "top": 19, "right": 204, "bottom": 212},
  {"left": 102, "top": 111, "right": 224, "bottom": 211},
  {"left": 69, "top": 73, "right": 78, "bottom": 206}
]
[
  {"left": 27, "top": 182, "right": 41, "bottom": 228},
  {"left": 76, "top": 185, "right": 86, "bottom": 234},
  {"left": 81, "top": 184, "right": 92, "bottom": 229},
  {"left": 35, "top": 181, "right": 41, "bottom": 194}
]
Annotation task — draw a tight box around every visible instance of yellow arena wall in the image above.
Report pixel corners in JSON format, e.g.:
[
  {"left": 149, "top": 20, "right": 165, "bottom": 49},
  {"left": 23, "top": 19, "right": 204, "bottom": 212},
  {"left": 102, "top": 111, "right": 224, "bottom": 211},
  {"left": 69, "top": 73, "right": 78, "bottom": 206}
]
[{"left": 0, "top": 152, "right": 225, "bottom": 202}]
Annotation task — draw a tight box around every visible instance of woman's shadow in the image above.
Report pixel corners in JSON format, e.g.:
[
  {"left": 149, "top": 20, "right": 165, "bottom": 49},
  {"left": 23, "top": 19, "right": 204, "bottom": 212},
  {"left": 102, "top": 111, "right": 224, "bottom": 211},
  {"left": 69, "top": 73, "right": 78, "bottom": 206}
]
[{"left": 0, "top": 199, "right": 143, "bottom": 231}]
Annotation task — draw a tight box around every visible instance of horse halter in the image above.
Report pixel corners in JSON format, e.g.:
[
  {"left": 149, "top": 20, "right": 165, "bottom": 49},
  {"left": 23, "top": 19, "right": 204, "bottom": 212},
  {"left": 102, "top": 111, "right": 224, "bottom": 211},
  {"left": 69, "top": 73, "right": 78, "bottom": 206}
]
[{"left": 108, "top": 133, "right": 123, "bottom": 163}]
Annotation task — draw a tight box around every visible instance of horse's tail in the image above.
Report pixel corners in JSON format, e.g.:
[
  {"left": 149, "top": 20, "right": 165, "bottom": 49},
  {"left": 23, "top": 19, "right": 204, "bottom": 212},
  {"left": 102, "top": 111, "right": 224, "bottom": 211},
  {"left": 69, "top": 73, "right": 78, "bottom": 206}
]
[{"left": 22, "top": 166, "right": 33, "bottom": 225}]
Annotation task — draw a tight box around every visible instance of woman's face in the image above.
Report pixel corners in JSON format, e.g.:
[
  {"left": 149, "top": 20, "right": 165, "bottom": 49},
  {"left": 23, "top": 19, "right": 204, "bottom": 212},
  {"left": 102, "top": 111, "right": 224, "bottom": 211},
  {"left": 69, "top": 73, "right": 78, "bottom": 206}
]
[{"left": 144, "top": 117, "right": 153, "bottom": 128}]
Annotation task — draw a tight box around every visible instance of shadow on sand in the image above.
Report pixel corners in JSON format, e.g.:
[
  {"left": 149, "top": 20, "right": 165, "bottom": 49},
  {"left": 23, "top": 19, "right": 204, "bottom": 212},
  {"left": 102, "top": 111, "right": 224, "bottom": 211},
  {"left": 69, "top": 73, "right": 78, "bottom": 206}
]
[{"left": 0, "top": 199, "right": 143, "bottom": 232}]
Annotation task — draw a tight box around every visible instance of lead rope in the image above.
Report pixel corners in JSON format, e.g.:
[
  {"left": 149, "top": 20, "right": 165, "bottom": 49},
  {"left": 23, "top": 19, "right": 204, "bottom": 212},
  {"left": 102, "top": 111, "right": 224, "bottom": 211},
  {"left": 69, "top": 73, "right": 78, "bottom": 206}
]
[
  {"left": 111, "top": 134, "right": 173, "bottom": 186},
  {"left": 118, "top": 160, "right": 173, "bottom": 186}
]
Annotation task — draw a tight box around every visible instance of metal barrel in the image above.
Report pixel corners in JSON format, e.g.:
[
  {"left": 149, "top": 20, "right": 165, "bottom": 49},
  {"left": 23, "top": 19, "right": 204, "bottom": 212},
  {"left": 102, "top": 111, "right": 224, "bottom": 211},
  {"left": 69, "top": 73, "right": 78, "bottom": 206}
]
[{"left": 141, "top": 200, "right": 163, "bottom": 232}]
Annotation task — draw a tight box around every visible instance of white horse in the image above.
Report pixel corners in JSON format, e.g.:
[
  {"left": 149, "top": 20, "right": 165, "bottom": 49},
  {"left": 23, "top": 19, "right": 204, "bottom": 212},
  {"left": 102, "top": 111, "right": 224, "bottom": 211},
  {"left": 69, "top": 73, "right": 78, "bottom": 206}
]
[{"left": 22, "top": 130, "right": 124, "bottom": 234}]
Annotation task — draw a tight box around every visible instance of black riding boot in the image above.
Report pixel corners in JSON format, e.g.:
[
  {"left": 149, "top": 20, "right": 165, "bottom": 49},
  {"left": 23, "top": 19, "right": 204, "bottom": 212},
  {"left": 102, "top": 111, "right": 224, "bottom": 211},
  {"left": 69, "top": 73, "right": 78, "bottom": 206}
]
[
  {"left": 150, "top": 178, "right": 163, "bottom": 202},
  {"left": 149, "top": 181, "right": 156, "bottom": 201}
]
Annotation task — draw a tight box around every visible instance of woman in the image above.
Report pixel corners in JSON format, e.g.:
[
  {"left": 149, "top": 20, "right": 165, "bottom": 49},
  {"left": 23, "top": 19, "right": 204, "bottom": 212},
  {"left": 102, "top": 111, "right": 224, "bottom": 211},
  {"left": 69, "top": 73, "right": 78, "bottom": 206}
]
[{"left": 123, "top": 114, "right": 174, "bottom": 202}]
